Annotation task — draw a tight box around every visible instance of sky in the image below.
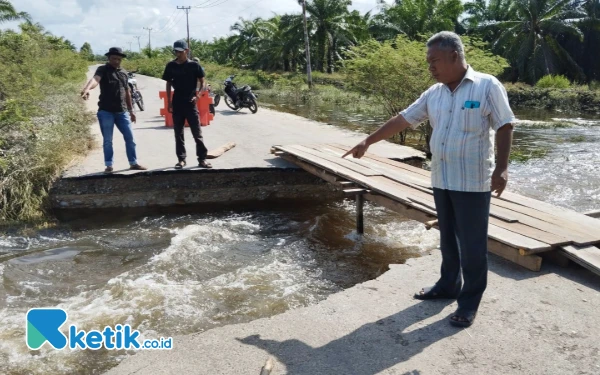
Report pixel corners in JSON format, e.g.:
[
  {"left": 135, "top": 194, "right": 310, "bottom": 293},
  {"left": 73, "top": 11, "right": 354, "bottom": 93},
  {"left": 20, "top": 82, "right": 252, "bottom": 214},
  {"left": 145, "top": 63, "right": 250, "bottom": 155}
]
[{"left": 7, "top": 0, "right": 391, "bottom": 54}]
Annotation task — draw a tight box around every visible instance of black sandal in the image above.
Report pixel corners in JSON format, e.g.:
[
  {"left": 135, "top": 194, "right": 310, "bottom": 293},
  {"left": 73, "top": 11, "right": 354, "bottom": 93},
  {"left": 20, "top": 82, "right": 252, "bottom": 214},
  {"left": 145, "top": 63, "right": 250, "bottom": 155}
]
[
  {"left": 414, "top": 286, "right": 457, "bottom": 300},
  {"left": 449, "top": 310, "right": 477, "bottom": 328},
  {"left": 198, "top": 160, "right": 212, "bottom": 169},
  {"left": 175, "top": 160, "right": 186, "bottom": 170}
]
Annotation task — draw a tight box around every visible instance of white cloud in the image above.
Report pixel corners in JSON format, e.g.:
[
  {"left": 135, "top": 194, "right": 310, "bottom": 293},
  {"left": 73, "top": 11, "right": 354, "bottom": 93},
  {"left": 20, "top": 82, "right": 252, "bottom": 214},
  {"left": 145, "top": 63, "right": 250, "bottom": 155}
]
[{"left": 7, "top": 0, "right": 390, "bottom": 53}]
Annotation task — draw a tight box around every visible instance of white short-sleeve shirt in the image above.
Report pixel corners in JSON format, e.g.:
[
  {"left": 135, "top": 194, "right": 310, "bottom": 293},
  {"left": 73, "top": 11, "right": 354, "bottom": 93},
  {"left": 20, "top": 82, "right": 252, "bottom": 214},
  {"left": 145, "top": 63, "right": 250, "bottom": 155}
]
[{"left": 400, "top": 66, "right": 516, "bottom": 192}]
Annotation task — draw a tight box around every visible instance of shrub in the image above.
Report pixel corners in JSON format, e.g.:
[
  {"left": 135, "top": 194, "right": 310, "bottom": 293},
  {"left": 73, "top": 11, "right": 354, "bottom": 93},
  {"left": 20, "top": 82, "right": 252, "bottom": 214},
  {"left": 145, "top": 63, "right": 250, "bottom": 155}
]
[
  {"left": 536, "top": 75, "right": 571, "bottom": 89},
  {"left": 0, "top": 25, "right": 93, "bottom": 224}
]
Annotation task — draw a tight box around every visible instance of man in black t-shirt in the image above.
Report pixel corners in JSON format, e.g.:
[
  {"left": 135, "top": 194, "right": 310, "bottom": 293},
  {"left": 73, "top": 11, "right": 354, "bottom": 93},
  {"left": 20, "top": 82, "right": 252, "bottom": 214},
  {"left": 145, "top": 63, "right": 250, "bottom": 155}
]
[
  {"left": 81, "top": 47, "right": 146, "bottom": 174},
  {"left": 162, "top": 40, "right": 211, "bottom": 169}
]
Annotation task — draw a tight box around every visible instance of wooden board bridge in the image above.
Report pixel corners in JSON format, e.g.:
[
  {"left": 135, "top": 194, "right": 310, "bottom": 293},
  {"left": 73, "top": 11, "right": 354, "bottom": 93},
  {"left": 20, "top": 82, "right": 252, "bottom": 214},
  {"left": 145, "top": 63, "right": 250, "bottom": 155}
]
[{"left": 272, "top": 143, "right": 600, "bottom": 275}]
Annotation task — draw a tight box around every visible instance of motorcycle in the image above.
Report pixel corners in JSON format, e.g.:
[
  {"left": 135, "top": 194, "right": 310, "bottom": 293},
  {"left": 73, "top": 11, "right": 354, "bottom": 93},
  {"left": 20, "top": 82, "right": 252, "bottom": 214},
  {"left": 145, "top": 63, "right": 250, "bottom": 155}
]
[
  {"left": 127, "top": 71, "right": 144, "bottom": 111},
  {"left": 223, "top": 75, "right": 258, "bottom": 114}
]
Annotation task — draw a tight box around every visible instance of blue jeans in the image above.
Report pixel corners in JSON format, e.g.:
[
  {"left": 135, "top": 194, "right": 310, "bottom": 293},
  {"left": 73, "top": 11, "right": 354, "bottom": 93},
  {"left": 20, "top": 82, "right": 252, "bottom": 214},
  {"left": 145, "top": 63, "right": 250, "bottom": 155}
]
[
  {"left": 433, "top": 188, "right": 491, "bottom": 314},
  {"left": 97, "top": 110, "right": 137, "bottom": 167}
]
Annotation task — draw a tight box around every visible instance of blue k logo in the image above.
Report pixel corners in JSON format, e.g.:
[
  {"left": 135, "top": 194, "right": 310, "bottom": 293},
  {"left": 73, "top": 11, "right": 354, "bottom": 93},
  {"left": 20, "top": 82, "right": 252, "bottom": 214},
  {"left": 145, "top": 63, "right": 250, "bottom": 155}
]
[{"left": 26, "top": 309, "right": 68, "bottom": 350}]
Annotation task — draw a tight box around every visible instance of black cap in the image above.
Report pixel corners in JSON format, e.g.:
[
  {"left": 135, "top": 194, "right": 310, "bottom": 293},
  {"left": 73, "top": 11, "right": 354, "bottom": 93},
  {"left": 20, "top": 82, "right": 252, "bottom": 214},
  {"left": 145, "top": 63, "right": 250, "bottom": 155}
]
[
  {"left": 105, "top": 47, "right": 127, "bottom": 58},
  {"left": 173, "top": 39, "right": 188, "bottom": 52}
]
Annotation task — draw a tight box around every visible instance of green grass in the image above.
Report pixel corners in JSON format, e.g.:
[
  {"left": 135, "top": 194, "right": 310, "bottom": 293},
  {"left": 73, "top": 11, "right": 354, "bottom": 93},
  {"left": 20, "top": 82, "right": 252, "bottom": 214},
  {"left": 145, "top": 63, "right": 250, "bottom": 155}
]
[{"left": 510, "top": 147, "right": 550, "bottom": 163}]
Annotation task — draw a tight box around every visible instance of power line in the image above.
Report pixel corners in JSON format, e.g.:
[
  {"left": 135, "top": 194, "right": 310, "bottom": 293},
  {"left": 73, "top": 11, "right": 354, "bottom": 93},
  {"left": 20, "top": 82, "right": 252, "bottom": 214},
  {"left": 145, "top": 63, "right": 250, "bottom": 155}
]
[
  {"left": 161, "top": 11, "right": 185, "bottom": 34},
  {"left": 197, "top": 0, "right": 232, "bottom": 9},
  {"left": 155, "top": 9, "right": 178, "bottom": 32},
  {"left": 155, "top": 9, "right": 180, "bottom": 33},
  {"left": 187, "top": 0, "right": 265, "bottom": 28}
]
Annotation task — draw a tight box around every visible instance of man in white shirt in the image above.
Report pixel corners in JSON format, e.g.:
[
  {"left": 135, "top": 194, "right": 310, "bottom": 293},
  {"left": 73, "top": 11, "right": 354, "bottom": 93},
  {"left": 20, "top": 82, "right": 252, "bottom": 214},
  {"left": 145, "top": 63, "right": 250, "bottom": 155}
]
[{"left": 344, "top": 31, "right": 515, "bottom": 327}]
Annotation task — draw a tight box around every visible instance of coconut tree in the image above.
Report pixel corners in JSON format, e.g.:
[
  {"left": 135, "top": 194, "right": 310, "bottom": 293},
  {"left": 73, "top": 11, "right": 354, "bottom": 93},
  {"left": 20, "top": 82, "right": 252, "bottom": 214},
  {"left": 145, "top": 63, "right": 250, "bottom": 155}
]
[
  {"left": 482, "top": 0, "right": 586, "bottom": 83},
  {"left": 379, "top": 0, "right": 464, "bottom": 40},
  {"left": 304, "top": 0, "right": 352, "bottom": 73},
  {"left": 578, "top": 0, "right": 600, "bottom": 81},
  {"left": 463, "top": 0, "right": 518, "bottom": 39},
  {"left": 0, "top": 0, "right": 30, "bottom": 24}
]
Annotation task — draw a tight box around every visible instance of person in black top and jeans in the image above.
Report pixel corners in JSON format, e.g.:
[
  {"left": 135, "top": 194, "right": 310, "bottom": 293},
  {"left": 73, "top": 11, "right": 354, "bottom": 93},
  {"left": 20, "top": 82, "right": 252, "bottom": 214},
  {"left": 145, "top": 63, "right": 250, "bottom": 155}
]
[
  {"left": 81, "top": 47, "right": 146, "bottom": 174},
  {"left": 162, "top": 40, "right": 211, "bottom": 169}
]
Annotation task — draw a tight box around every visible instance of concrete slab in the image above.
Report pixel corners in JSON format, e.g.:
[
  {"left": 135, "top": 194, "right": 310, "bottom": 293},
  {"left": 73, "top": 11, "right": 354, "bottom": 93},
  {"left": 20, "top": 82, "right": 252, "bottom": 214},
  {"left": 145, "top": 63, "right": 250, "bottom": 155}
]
[
  {"left": 104, "top": 252, "right": 600, "bottom": 375},
  {"left": 67, "top": 66, "right": 423, "bottom": 177}
]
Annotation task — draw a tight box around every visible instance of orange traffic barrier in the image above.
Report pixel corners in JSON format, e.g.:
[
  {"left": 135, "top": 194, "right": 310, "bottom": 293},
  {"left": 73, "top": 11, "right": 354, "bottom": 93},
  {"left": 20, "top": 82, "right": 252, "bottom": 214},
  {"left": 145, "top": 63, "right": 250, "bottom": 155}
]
[{"left": 158, "top": 91, "right": 215, "bottom": 128}]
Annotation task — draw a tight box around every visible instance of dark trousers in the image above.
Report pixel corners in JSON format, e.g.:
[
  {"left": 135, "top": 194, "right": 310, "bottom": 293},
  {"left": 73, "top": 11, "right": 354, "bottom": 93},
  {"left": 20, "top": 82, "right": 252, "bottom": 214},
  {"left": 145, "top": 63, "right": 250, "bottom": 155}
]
[
  {"left": 433, "top": 188, "right": 491, "bottom": 313},
  {"left": 172, "top": 102, "right": 208, "bottom": 162}
]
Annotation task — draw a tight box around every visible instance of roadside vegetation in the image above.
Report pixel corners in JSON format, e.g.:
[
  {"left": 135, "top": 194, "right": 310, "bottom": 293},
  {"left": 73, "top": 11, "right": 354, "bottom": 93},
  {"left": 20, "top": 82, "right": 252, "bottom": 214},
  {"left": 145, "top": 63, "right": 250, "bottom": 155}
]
[{"left": 0, "top": 1, "right": 93, "bottom": 225}]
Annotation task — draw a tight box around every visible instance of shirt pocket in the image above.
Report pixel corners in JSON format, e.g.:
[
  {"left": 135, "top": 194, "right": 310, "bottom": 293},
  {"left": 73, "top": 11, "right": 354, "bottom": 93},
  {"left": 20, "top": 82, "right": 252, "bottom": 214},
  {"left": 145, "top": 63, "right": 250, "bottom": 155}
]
[{"left": 461, "top": 107, "right": 484, "bottom": 132}]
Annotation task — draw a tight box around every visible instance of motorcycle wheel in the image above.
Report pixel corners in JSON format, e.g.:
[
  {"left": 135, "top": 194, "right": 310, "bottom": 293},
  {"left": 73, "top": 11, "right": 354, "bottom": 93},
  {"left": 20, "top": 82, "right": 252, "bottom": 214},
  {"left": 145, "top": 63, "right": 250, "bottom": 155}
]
[
  {"left": 136, "top": 93, "right": 145, "bottom": 111},
  {"left": 224, "top": 96, "right": 238, "bottom": 111},
  {"left": 248, "top": 99, "right": 258, "bottom": 114},
  {"left": 213, "top": 94, "right": 221, "bottom": 107}
]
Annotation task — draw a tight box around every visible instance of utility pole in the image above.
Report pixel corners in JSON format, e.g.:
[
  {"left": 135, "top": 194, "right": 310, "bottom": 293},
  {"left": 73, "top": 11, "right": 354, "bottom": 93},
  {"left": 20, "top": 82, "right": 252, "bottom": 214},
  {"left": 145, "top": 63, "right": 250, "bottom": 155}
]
[
  {"left": 177, "top": 6, "right": 192, "bottom": 57},
  {"left": 134, "top": 36, "right": 142, "bottom": 52},
  {"left": 127, "top": 41, "right": 132, "bottom": 51},
  {"left": 301, "top": 0, "right": 313, "bottom": 88},
  {"left": 143, "top": 27, "right": 153, "bottom": 52}
]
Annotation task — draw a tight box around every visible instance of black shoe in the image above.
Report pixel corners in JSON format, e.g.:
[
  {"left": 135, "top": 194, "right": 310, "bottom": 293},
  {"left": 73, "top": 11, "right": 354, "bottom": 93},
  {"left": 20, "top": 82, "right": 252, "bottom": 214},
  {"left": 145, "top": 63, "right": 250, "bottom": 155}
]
[
  {"left": 104, "top": 166, "right": 114, "bottom": 174},
  {"left": 198, "top": 160, "right": 212, "bottom": 169}
]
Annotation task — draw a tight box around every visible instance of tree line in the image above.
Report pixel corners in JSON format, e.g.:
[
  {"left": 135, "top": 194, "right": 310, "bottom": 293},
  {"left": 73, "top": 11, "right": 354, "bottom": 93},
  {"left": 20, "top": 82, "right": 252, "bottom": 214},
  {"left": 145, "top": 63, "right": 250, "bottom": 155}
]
[{"left": 183, "top": 0, "right": 599, "bottom": 84}]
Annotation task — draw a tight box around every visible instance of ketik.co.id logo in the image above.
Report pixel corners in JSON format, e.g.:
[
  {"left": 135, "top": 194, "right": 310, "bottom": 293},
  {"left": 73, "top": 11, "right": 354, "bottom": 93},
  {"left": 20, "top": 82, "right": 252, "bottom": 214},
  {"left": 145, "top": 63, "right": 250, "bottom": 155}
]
[{"left": 26, "top": 308, "right": 173, "bottom": 350}]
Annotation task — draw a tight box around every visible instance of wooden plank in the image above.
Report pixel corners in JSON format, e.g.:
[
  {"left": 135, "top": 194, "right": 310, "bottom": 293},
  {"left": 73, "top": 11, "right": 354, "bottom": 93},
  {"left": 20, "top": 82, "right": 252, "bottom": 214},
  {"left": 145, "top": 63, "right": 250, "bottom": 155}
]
[
  {"left": 325, "top": 145, "right": 524, "bottom": 224},
  {"left": 279, "top": 154, "right": 342, "bottom": 186},
  {"left": 329, "top": 143, "right": 599, "bottom": 237},
  {"left": 370, "top": 176, "right": 556, "bottom": 251},
  {"left": 344, "top": 188, "right": 369, "bottom": 195},
  {"left": 207, "top": 142, "right": 236, "bottom": 159},
  {"left": 491, "top": 198, "right": 600, "bottom": 243},
  {"left": 499, "top": 191, "right": 600, "bottom": 233},
  {"left": 489, "top": 204, "right": 597, "bottom": 246},
  {"left": 366, "top": 192, "right": 542, "bottom": 272},
  {"left": 488, "top": 239, "right": 542, "bottom": 272},
  {"left": 559, "top": 245, "right": 600, "bottom": 276},
  {"left": 328, "top": 143, "right": 432, "bottom": 178},
  {"left": 284, "top": 145, "right": 382, "bottom": 177},
  {"left": 275, "top": 146, "right": 374, "bottom": 184},
  {"left": 318, "top": 144, "right": 432, "bottom": 187}
]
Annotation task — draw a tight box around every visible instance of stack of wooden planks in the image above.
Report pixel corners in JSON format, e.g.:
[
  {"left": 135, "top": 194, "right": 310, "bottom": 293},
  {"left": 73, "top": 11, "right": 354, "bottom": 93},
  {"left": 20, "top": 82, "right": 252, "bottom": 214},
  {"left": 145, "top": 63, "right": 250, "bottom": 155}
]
[{"left": 272, "top": 143, "right": 600, "bottom": 275}]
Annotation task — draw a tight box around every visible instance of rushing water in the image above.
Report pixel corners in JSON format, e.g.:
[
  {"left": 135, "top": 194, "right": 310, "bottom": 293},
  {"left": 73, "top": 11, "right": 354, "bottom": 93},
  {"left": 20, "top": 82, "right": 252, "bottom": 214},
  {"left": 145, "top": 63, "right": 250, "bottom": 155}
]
[
  {"left": 1, "top": 96, "right": 598, "bottom": 374},
  {"left": 0, "top": 202, "right": 439, "bottom": 374}
]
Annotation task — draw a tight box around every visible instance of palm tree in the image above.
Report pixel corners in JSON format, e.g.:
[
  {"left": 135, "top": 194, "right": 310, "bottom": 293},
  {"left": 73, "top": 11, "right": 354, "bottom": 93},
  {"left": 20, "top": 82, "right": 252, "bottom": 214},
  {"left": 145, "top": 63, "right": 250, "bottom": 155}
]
[
  {"left": 463, "top": 0, "right": 517, "bottom": 39},
  {"left": 305, "top": 0, "right": 352, "bottom": 73},
  {"left": 482, "top": 0, "right": 586, "bottom": 83},
  {"left": 280, "top": 14, "right": 307, "bottom": 72},
  {"left": 578, "top": 0, "right": 600, "bottom": 81},
  {"left": 229, "top": 17, "right": 274, "bottom": 67},
  {"left": 0, "top": 0, "right": 30, "bottom": 24},
  {"left": 379, "top": 0, "right": 464, "bottom": 40}
]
